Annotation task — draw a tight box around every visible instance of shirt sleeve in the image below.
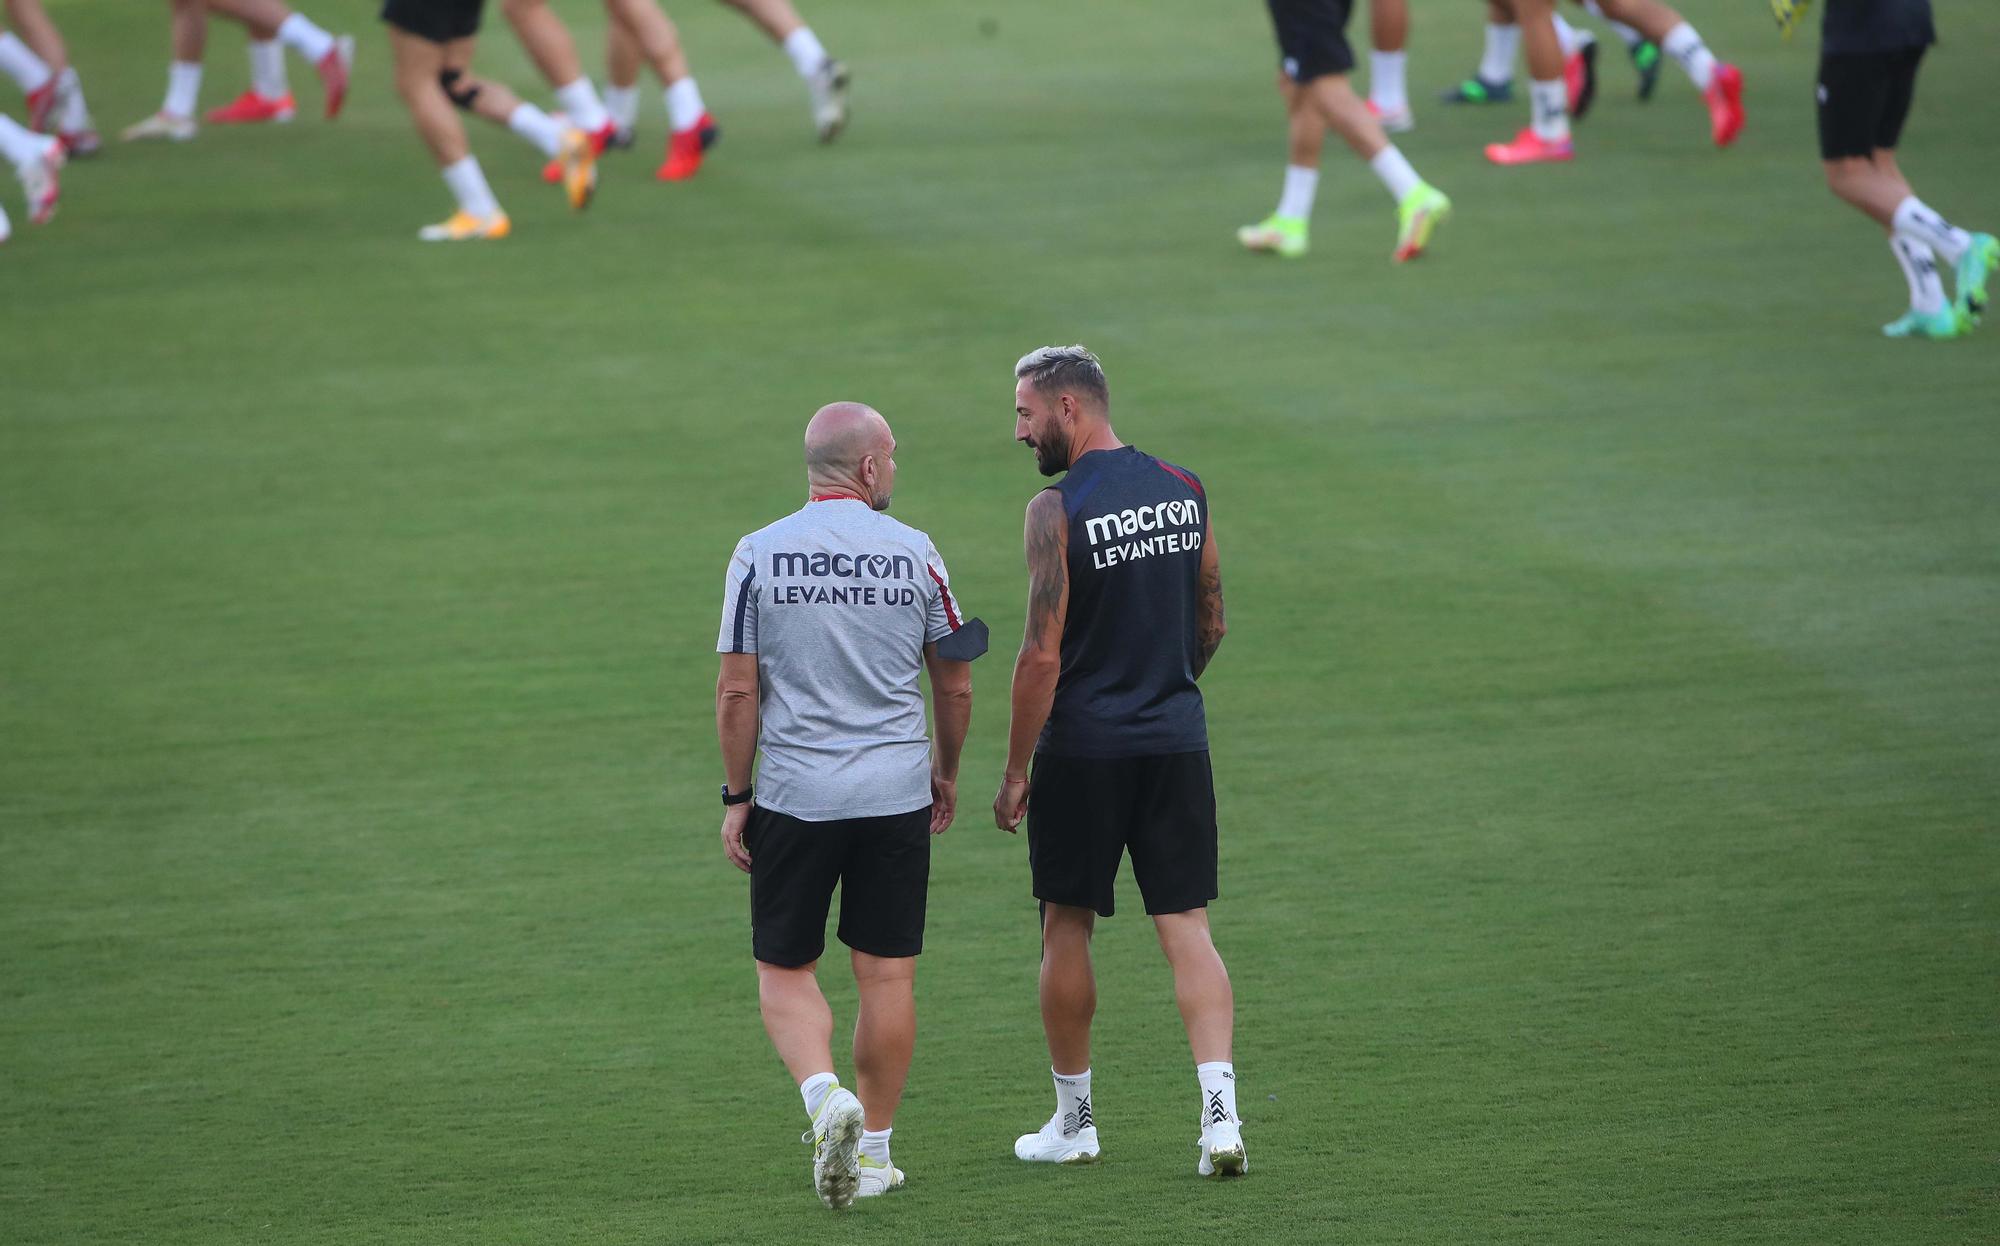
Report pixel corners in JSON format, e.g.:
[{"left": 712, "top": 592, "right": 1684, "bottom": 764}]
[
  {"left": 717, "top": 536, "right": 758, "bottom": 655},
  {"left": 922, "top": 540, "right": 963, "bottom": 645}
]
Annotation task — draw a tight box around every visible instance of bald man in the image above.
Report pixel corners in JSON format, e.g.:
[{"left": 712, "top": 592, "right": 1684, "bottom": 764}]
[{"left": 715, "top": 402, "right": 985, "bottom": 1209}]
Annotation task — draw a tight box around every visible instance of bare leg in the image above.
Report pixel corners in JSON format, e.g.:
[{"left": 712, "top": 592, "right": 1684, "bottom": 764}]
[
  {"left": 717, "top": 0, "right": 803, "bottom": 43},
  {"left": 850, "top": 951, "right": 915, "bottom": 1132},
  {"left": 1369, "top": 0, "right": 1407, "bottom": 54},
  {"left": 758, "top": 960, "right": 837, "bottom": 1083},
  {"left": 1284, "top": 75, "right": 1325, "bottom": 168},
  {"left": 4, "top": 0, "right": 67, "bottom": 73},
  {"left": 391, "top": 28, "right": 467, "bottom": 164},
  {"left": 502, "top": 0, "right": 585, "bottom": 87},
  {"left": 1039, "top": 904, "right": 1096, "bottom": 1075},
  {"left": 1153, "top": 909, "right": 1233, "bottom": 1065},
  {"left": 173, "top": 0, "right": 209, "bottom": 64},
  {"left": 1303, "top": 72, "right": 1390, "bottom": 160},
  {"left": 1583, "top": 0, "right": 1678, "bottom": 44},
  {"left": 204, "top": 0, "right": 297, "bottom": 30},
  {"left": 607, "top": 0, "right": 690, "bottom": 85},
  {"left": 606, "top": 15, "right": 642, "bottom": 90},
  {"left": 1516, "top": 0, "right": 1565, "bottom": 84},
  {"left": 1826, "top": 151, "right": 1914, "bottom": 232}
]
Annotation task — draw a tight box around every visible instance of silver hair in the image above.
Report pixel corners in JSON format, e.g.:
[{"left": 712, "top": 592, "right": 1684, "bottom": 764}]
[{"left": 1014, "top": 344, "right": 1109, "bottom": 409}]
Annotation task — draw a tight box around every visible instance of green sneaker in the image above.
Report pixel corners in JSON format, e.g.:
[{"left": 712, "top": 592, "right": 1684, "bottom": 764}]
[
  {"left": 1882, "top": 306, "right": 1970, "bottom": 340},
  {"left": 1632, "top": 41, "right": 1662, "bottom": 101},
  {"left": 1440, "top": 75, "right": 1512, "bottom": 104},
  {"left": 1237, "top": 213, "right": 1308, "bottom": 258},
  {"left": 1954, "top": 231, "right": 1998, "bottom": 323},
  {"left": 1393, "top": 184, "right": 1450, "bottom": 263}
]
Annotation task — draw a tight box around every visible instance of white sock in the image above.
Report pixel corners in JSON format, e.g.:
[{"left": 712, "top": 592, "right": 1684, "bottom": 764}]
[
  {"left": 1892, "top": 196, "right": 1972, "bottom": 265},
  {"left": 249, "top": 39, "right": 288, "bottom": 99},
  {"left": 665, "top": 76, "right": 706, "bottom": 132},
  {"left": 553, "top": 77, "right": 609, "bottom": 133},
  {"left": 800, "top": 1072, "right": 839, "bottom": 1122},
  {"left": 1890, "top": 235, "right": 1947, "bottom": 315},
  {"left": 1552, "top": 14, "right": 1590, "bottom": 59},
  {"left": 1052, "top": 1068, "right": 1093, "bottom": 1137},
  {"left": 1368, "top": 50, "right": 1407, "bottom": 115},
  {"left": 603, "top": 82, "right": 639, "bottom": 131},
  {"left": 0, "top": 112, "right": 52, "bottom": 166},
  {"left": 507, "top": 101, "right": 563, "bottom": 157},
  {"left": 1479, "top": 23, "right": 1520, "bottom": 85},
  {"left": 55, "top": 67, "right": 90, "bottom": 132},
  {"left": 860, "top": 1127, "right": 892, "bottom": 1166},
  {"left": 1275, "top": 163, "right": 1318, "bottom": 220},
  {"left": 0, "top": 32, "right": 51, "bottom": 95},
  {"left": 1197, "top": 1061, "right": 1239, "bottom": 1127},
  {"left": 277, "top": 13, "right": 336, "bottom": 65},
  {"left": 1662, "top": 22, "right": 1715, "bottom": 92},
  {"left": 1369, "top": 144, "right": 1423, "bottom": 202},
  {"left": 164, "top": 60, "right": 202, "bottom": 119},
  {"left": 440, "top": 154, "right": 500, "bottom": 218},
  {"left": 782, "top": 26, "right": 828, "bottom": 79},
  {"left": 1529, "top": 77, "right": 1570, "bottom": 141}
]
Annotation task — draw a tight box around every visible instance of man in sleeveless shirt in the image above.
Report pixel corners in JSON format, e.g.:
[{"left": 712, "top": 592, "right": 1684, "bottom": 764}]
[{"left": 992, "top": 346, "right": 1246, "bottom": 1178}]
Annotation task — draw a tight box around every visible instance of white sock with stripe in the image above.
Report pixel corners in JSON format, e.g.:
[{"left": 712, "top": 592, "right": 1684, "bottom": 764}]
[
  {"left": 1529, "top": 78, "right": 1569, "bottom": 141},
  {"left": 1052, "top": 1068, "right": 1092, "bottom": 1135},
  {"left": 1892, "top": 195, "right": 1972, "bottom": 266},
  {"left": 1197, "top": 1061, "right": 1238, "bottom": 1126},
  {"left": 1662, "top": 22, "right": 1716, "bottom": 92},
  {"left": 800, "top": 1071, "right": 839, "bottom": 1122},
  {"left": 1890, "top": 235, "right": 1947, "bottom": 315}
]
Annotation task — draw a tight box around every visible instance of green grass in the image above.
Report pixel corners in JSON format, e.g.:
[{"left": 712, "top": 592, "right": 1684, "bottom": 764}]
[{"left": 4, "top": 1, "right": 1997, "bottom": 1242}]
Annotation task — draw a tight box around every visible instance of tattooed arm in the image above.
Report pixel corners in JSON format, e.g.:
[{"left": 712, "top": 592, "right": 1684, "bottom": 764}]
[
  {"left": 1193, "top": 518, "right": 1226, "bottom": 679},
  {"left": 994, "top": 489, "right": 1069, "bottom": 832}
]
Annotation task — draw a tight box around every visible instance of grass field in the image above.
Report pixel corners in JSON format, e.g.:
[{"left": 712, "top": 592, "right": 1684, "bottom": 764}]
[{"left": 4, "top": 1, "right": 1998, "bottom": 1242}]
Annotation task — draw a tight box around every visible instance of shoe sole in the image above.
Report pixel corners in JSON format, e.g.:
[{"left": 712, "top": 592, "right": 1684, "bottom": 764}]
[
  {"left": 1206, "top": 1144, "right": 1247, "bottom": 1177},
  {"left": 817, "top": 64, "right": 851, "bottom": 144},
  {"left": 816, "top": 1100, "right": 864, "bottom": 1209}
]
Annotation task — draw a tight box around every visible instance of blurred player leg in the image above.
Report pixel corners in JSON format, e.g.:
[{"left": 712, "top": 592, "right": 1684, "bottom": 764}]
[
  {"left": 1550, "top": 11, "right": 1597, "bottom": 119},
  {"left": 207, "top": 0, "right": 353, "bottom": 119},
  {"left": 1365, "top": 0, "right": 1412, "bottom": 132},
  {"left": 849, "top": 951, "right": 913, "bottom": 1197},
  {"left": 1484, "top": 0, "right": 1572, "bottom": 164},
  {"left": 501, "top": 0, "right": 611, "bottom": 142},
  {"left": 1015, "top": 904, "right": 1102, "bottom": 1164},
  {"left": 1577, "top": 0, "right": 1658, "bottom": 99},
  {"left": 603, "top": 0, "right": 716, "bottom": 181},
  {"left": 0, "top": 108, "right": 60, "bottom": 224},
  {"left": 123, "top": 0, "right": 205, "bottom": 142},
  {"left": 208, "top": 21, "right": 299, "bottom": 124},
  {"left": 1239, "top": 73, "right": 1320, "bottom": 259},
  {"left": 389, "top": 28, "right": 508, "bottom": 239},
  {"left": 1155, "top": 911, "right": 1244, "bottom": 1177},
  {"left": 602, "top": 19, "right": 642, "bottom": 146},
  {"left": 1301, "top": 70, "right": 1449, "bottom": 261},
  {"left": 1588, "top": 0, "right": 1740, "bottom": 146},
  {"left": 1442, "top": 0, "right": 1516, "bottom": 104},
  {"left": 717, "top": 0, "right": 847, "bottom": 142},
  {"left": 2, "top": 0, "right": 97, "bottom": 152}
]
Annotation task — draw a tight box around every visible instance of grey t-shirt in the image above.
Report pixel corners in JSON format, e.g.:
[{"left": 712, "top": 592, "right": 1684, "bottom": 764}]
[{"left": 717, "top": 499, "right": 967, "bottom": 821}]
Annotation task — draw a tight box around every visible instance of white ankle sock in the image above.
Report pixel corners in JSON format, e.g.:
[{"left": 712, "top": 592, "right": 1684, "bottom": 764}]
[
  {"left": 164, "top": 61, "right": 202, "bottom": 119},
  {"left": 1197, "top": 1061, "right": 1238, "bottom": 1126},
  {"left": 277, "top": 13, "right": 335, "bottom": 64},
  {"left": 440, "top": 154, "right": 499, "bottom": 218},
  {"left": 554, "top": 77, "right": 609, "bottom": 133},
  {"left": 55, "top": 68, "right": 91, "bottom": 131},
  {"left": 1369, "top": 144, "right": 1422, "bottom": 201},
  {"left": 800, "top": 1072, "right": 839, "bottom": 1121},
  {"left": 665, "top": 77, "right": 706, "bottom": 132},
  {"left": 783, "top": 27, "right": 828, "bottom": 78},
  {"left": 1662, "top": 22, "right": 1715, "bottom": 91},
  {"left": 860, "top": 1127, "right": 892, "bottom": 1165},
  {"left": 1552, "top": 14, "right": 1588, "bottom": 58},
  {"left": 0, "top": 33, "right": 51, "bottom": 94},
  {"left": 1892, "top": 195, "right": 1972, "bottom": 265},
  {"left": 1369, "top": 50, "right": 1407, "bottom": 115},
  {"left": 1479, "top": 23, "right": 1519, "bottom": 85},
  {"left": 507, "top": 102, "right": 563, "bottom": 157},
  {"left": 1529, "top": 78, "right": 1569, "bottom": 140},
  {"left": 1052, "top": 1068, "right": 1093, "bottom": 1136},
  {"left": 1890, "top": 235, "right": 1947, "bottom": 315},
  {"left": 250, "top": 39, "right": 289, "bottom": 99},
  {"left": 1275, "top": 164, "right": 1317, "bottom": 220},
  {"left": 603, "top": 82, "right": 639, "bottom": 131},
  {"left": 0, "top": 113, "right": 52, "bottom": 167}
]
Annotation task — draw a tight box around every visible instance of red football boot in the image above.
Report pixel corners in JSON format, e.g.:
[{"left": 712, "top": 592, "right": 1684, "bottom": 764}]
[
  {"left": 1484, "top": 127, "right": 1574, "bottom": 166},
  {"left": 657, "top": 113, "right": 718, "bottom": 181},
  {"left": 542, "top": 120, "right": 616, "bottom": 183},
  {"left": 25, "top": 78, "right": 56, "bottom": 132},
  {"left": 1565, "top": 40, "right": 1599, "bottom": 121},
  {"left": 205, "top": 90, "right": 297, "bottom": 124},
  {"left": 317, "top": 36, "right": 354, "bottom": 120},
  {"left": 1705, "top": 62, "right": 1744, "bottom": 148}
]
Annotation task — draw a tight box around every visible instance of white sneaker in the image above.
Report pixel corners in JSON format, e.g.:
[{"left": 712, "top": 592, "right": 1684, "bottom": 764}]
[
  {"left": 1371, "top": 102, "right": 1416, "bottom": 133},
  {"left": 14, "top": 139, "right": 62, "bottom": 225},
  {"left": 809, "top": 59, "right": 849, "bottom": 143},
  {"left": 1014, "top": 1113, "right": 1101, "bottom": 1164},
  {"left": 802, "top": 1087, "right": 864, "bottom": 1209},
  {"left": 855, "top": 1154, "right": 904, "bottom": 1197},
  {"left": 121, "top": 111, "right": 197, "bottom": 142},
  {"left": 1196, "top": 1118, "right": 1247, "bottom": 1177},
  {"left": 0, "top": 200, "right": 12, "bottom": 244}
]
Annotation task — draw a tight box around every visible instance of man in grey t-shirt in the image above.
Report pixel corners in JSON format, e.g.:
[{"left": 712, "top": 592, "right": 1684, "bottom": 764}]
[{"left": 715, "top": 401, "right": 983, "bottom": 1210}]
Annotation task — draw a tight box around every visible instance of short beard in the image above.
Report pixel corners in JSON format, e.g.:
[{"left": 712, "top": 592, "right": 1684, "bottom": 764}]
[
  {"left": 871, "top": 490, "right": 891, "bottom": 512},
  {"left": 1033, "top": 428, "right": 1071, "bottom": 477}
]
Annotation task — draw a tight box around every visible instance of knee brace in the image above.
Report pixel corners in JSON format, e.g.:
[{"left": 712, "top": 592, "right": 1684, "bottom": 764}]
[{"left": 440, "top": 68, "right": 481, "bottom": 111}]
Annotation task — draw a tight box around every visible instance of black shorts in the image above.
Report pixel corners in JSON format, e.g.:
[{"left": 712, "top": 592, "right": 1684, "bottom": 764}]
[
  {"left": 1027, "top": 751, "right": 1218, "bottom": 918},
  {"left": 1266, "top": 0, "right": 1355, "bottom": 83},
  {"left": 747, "top": 804, "right": 931, "bottom": 968},
  {"left": 1816, "top": 47, "right": 1925, "bottom": 160},
  {"left": 382, "top": 0, "right": 485, "bottom": 44}
]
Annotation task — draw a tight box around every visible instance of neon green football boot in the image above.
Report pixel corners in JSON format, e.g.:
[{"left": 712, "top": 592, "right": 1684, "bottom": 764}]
[
  {"left": 1954, "top": 231, "right": 1998, "bottom": 324},
  {"left": 1881, "top": 306, "right": 1969, "bottom": 340},
  {"left": 1237, "top": 213, "right": 1308, "bottom": 258},
  {"left": 1393, "top": 184, "right": 1450, "bottom": 263}
]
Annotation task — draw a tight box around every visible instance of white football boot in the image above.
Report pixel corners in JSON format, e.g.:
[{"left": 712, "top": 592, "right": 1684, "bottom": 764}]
[
  {"left": 855, "top": 1153, "right": 905, "bottom": 1197},
  {"left": 120, "top": 111, "right": 197, "bottom": 142},
  {"left": 1015, "top": 1112, "right": 1101, "bottom": 1164},
  {"left": 1196, "top": 1117, "right": 1247, "bottom": 1177},
  {"left": 808, "top": 59, "right": 849, "bottom": 143},
  {"left": 802, "top": 1087, "right": 864, "bottom": 1209}
]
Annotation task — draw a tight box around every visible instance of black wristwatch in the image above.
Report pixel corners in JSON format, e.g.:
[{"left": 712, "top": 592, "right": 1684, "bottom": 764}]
[{"left": 721, "top": 785, "right": 753, "bottom": 807}]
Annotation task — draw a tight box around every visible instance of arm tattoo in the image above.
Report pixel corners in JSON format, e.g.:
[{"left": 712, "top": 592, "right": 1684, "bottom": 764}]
[
  {"left": 1194, "top": 556, "right": 1225, "bottom": 678},
  {"left": 1022, "top": 492, "right": 1068, "bottom": 653}
]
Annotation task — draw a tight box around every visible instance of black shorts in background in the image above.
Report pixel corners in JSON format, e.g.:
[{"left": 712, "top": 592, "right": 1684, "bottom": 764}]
[
  {"left": 747, "top": 804, "right": 931, "bottom": 968},
  {"left": 1027, "top": 751, "right": 1218, "bottom": 918},
  {"left": 1816, "top": 47, "right": 1925, "bottom": 160},
  {"left": 1266, "top": 0, "right": 1355, "bottom": 83},
  {"left": 382, "top": 0, "right": 485, "bottom": 44}
]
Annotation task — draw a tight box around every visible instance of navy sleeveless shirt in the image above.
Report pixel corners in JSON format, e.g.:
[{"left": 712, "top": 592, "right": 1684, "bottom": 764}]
[{"left": 1038, "top": 445, "right": 1210, "bottom": 759}]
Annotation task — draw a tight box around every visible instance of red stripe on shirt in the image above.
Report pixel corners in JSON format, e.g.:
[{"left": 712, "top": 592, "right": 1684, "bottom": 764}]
[
  {"left": 1156, "top": 461, "right": 1203, "bottom": 496},
  {"left": 927, "top": 565, "right": 961, "bottom": 630}
]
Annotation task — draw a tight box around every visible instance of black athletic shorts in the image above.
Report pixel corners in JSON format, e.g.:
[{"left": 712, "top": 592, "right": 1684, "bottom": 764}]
[
  {"left": 747, "top": 803, "right": 931, "bottom": 968},
  {"left": 1027, "top": 751, "right": 1218, "bottom": 918},
  {"left": 382, "top": 0, "right": 485, "bottom": 44},
  {"left": 1816, "top": 47, "right": 1925, "bottom": 160},
  {"left": 1266, "top": 0, "right": 1355, "bottom": 83}
]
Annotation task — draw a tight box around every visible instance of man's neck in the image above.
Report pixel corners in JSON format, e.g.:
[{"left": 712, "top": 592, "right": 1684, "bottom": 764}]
[
  {"left": 809, "top": 485, "right": 868, "bottom": 504},
  {"left": 1066, "top": 422, "right": 1125, "bottom": 468}
]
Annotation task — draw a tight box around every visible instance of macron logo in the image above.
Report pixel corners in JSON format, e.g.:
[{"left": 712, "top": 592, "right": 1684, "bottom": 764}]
[{"left": 1083, "top": 498, "right": 1201, "bottom": 547}]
